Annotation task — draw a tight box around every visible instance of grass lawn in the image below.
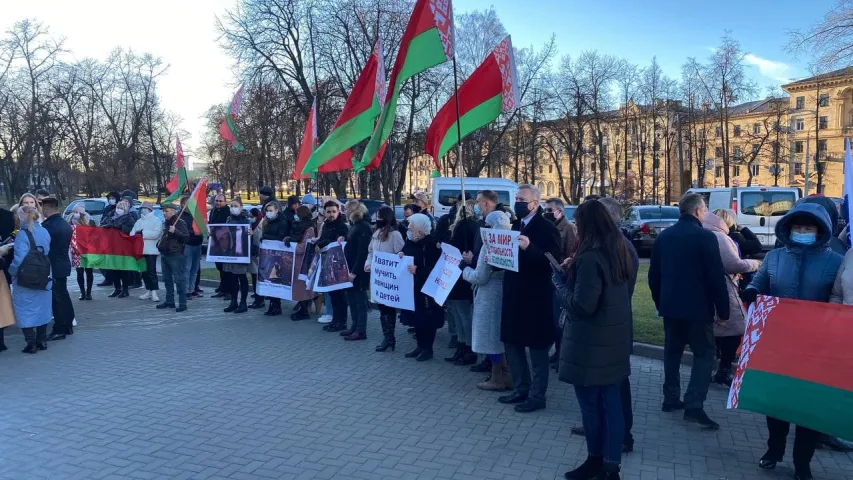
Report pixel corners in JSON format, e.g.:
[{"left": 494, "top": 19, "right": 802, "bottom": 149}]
[{"left": 197, "top": 264, "right": 666, "bottom": 346}]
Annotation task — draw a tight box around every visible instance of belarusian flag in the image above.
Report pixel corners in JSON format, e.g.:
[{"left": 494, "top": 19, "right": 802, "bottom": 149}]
[
  {"left": 185, "top": 177, "right": 209, "bottom": 237},
  {"left": 353, "top": 0, "right": 454, "bottom": 172},
  {"left": 219, "top": 84, "right": 245, "bottom": 152},
  {"left": 728, "top": 295, "right": 853, "bottom": 441},
  {"left": 302, "top": 40, "right": 386, "bottom": 175},
  {"left": 74, "top": 226, "right": 145, "bottom": 271},
  {"left": 164, "top": 137, "right": 188, "bottom": 203},
  {"left": 425, "top": 35, "right": 519, "bottom": 175},
  {"left": 293, "top": 96, "right": 319, "bottom": 180}
]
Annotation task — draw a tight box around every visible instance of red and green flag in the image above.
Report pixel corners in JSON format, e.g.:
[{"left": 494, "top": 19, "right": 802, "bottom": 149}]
[
  {"left": 425, "top": 35, "right": 519, "bottom": 176},
  {"left": 219, "top": 84, "right": 245, "bottom": 152},
  {"left": 74, "top": 226, "right": 145, "bottom": 271},
  {"left": 293, "top": 96, "right": 319, "bottom": 180},
  {"left": 302, "top": 40, "right": 386, "bottom": 175},
  {"left": 184, "top": 177, "right": 209, "bottom": 237},
  {"left": 728, "top": 295, "right": 853, "bottom": 441},
  {"left": 164, "top": 137, "right": 188, "bottom": 203},
  {"left": 353, "top": 0, "right": 455, "bottom": 172}
]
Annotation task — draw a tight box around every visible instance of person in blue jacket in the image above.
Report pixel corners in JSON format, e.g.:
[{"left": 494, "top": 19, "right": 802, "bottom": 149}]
[
  {"left": 742, "top": 202, "right": 844, "bottom": 480},
  {"left": 10, "top": 206, "right": 53, "bottom": 354}
]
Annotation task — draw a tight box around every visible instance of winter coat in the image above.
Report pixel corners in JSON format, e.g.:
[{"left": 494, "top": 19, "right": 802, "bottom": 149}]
[
  {"left": 345, "top": 217, "right": 373, "bottom": 291},
  {"left": 261, "top": 214, "right": 289, "bottom": 242},
  {"left": 179, "top": 211, "right": 203, "bottom": 246},
  {"left": 399, "top": 234, "right": 444, "bottom": 329},
  {"left": 447, "top": 216, "right": 478, "bottom": 301},
  {"left": 222, "top": 214, "right": 251, "bottom": 275},
  {"left": 41, "top": 213, "right": 73, "bottom": 278},
  {"left": 316, "top": 216, "right": 349, "bottom": 249},
  {"left": 209, "top": 206, "right": 230, "bottom": 225},
  {"left": 557, "top": 247, "right": 632, "bottom": 387},
  {"left": 830, "top": 249, "right": 853, "bottom": 305},
  {"left": 291, "top": 226, "right": 316, "bottom": 302},
  {"left": 773, "top": 196, "right": 849, "bottom": 255},
  {"left": 463, "top": 244, "right": 505, "bottom": 355},
  {"left": 500, "top": 211, "right": 561, "bottom": 349},
  {"left": 287, "top": 216, "right": 312, "bottom": 244},
  {"left": 158, "top": 218, "right": 190, "bottom": 257},
  {"left": 748, "top": 202, "right": 843, "bottom": 303},
  {"left": 364, "top": 228, "right": 405, "bottom": 270},
  {"left": 648, "top": 214, "right": 730, "bottom": 323},
  {"left": 106, "top": 211, "right": 136, "bottom": 235},
  {"left": 554, "top": 215, "right": 577, "bottom": 261},
  {"left": 10, "top": 223, "right": 52, "bottom": 328},
  {"left": 130, "top": 213, "right": 164, "bottom": 256},
  {"left": 703, "top": 213, "right": 761, "bottom": 337},
  {"left": 281, "top": 209, "right": 297, "bottom": 240},
  {"left": 249, "top": 222, "right": 263, "bottom": 275},
  {"left": 99, "top": 204, "right": 116, "bottom": 226}
]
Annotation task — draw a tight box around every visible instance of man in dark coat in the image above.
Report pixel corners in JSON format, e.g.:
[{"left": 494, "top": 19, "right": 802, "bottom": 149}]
[
  {"left": 316, "top": 201, "right": 350, "bottom": 332},
  {"left": 158, "top": 203, "right": 190, "bottom": 312},
  {"left": 259, "top": 186, "right": 277, "bottom": 210},
  {"left": 209, "top": 194, "right": 231, "bottom": 298},
  {"left": 649, "top": 192, "right": 729, "bottom": 430},
  {"left": 499, "top": 184, "right": 560, "bottom": 413},
  {"left": 41, "top": 197, "right": 76, "bottom": 340},
  {"left": 282, "top": 195, "right": 301, "bottom": 239}
]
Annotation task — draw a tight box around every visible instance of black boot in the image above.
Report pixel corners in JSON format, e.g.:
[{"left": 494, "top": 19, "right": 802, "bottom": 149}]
[
  {"left": 264, "top": 304, "right": 282, "bottom": 316},
  {"left": 22, "top": 343, "right": 38, "bottom": 354},
  {"left": 376, "top": 314, "right": 396, "bottom": 352},
  {"left": 224, "top": 299, "right": 238, "bottom": 313},
  {"left": 108, "top": 289, "right": 121, "bottom": 298},
  {"left": 290, "top": 303, "right": 310, "bottom": 321},
  {"left": 234, "top": 300, "right": 248, "bottom": 314},
  {"left": 248, "top": 298, "right": 265, "bottom": 309},
  {"left": 713, "top": 366, "right": 732, "bottom": 387},
  {"left": 445, "top": 345, "right": 463, "bottom": 363},
  {"left": 117, "top": 289, "right": 129, "bottom": 299},
  {"left": 471, "top": 357, "right": 491, "bottom": 373},
  {"left": 455, "top": 345, "right": 478, "bottom": 366},
  {"left": 564, "top": 455, "right": 604, "bottom": 479}
]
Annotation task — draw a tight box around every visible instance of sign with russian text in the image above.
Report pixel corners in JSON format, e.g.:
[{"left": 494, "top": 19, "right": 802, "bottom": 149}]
[
  {"left": 370, "top": 252, "right": 414, "bottom": 311},
  {"left": 480, "top": 228, "right": 519, "bottom": 272},
  {"left": 421, "top": 243, "right": 462, "bottom": 306}
]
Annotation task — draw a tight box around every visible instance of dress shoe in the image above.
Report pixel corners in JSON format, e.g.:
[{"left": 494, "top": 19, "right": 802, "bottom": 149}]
[
  {"left": 375, "top": 340, "right": 396, "bottom": 352},
  {"left": 758, "top": 451, "right": 779, "bottom": 470},
  {"left": 514, "top": 401, "right": 545, "bottom": 413},
  {"left": 176, "top": 305, "right": 187, "bottom": 312},
  {"left": 498, "top": 392, "right": 528, "bottom": 404},
  {"left": 661, "top": 400, "right": 685, "bottom": 412},
  {"left": 193, "top": 288, "right": 204, "bottom": 294},
  {"left": 416, "top": 350, "right": 433, "bottom": 361},
  {"left": 117, "top": 290, "right": 129, "bottom": 299},
  {"left": 156, "top": 302, "right": 176, "bottom": 309},
  {"left": 470, "top": 358, "right": 491, "bottom": 372},
  {"left": 46, "top": 333, "right": 66, "bottom": 341},
  {"left": 794, "top": 466, "right": 813, "bottom": 480},
  {"left": 404, "top": 347, "right": 423, "bottom": 358},
  {"left": 224, "top": 300, "right": 238, "bottom": 313},
  {"left": 344, "top": 332, "right": 366, "bottom": 341},
  {"left": 455, "top": 349, "right": 478, "bottom": 366},
  {"left": 324, "top": 323, "right": 346, "bottom": 332},
  {"left": 37, "top": 342, "right": 47, "bottom": 351},
  {"left": 22, "top": 343, "right": 38, "bottom": 354},
  {"left": 248, "top": 300, "right": 266, "bottom": 309},
  {"left": 447, "top": 335, "right": 458, "bottom": 349},
  {"left": 85, "top": 293, "right": 93, "bottom": 300},
  {"left": 563, "top": 455, "right": 603, "bottom": 479},
  {"left": 339, "top": 329, "right": 355, "bottom": 337},
  {"left": 264, "top": 307, "right": 282, "bottom": 316},
  {"left": 683, "top": 409, "right": 719, "bottom": 430},
  {"left": 108, "top": 289, "right": 121, "bottom": 298},
  {"left": 211, "top": 291, "right": 226, "bottom": 299},
  {"left": 571, "top": 426, "right": 585, "bottom": 436},
  {"left": 234, "top": 302, "right": 248, "bottom": 314}
]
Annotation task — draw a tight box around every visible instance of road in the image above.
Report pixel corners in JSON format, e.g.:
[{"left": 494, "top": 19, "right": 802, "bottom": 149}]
[{"left": 0, "top": 279, "right": 850, "bottom": 480}]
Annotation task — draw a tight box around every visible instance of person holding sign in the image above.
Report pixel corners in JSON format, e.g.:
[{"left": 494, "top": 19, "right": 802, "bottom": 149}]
[
  {"left": 221, "top": 199, "right": 252, "bottom": 314},
  {"left": 499, "top": 184, "right": 560, "bottom": 414},
  {"left": 260, "top": 201, "right": 289, "bottom": 317},
  {"left": 444, "top": 199, "right": 479, "bottom": 366},
  {"left": 339, "top": 202, "right": 372, "bottom": 341},
  {"left": 365, "top": 206, "right": 405, "bottom": 352},
  {"left": 462, "top": 210, "right": 513, "bottom": 391},
  {"left": 316, "top": 201, "right": 350, "bottom": 332},
  {"left": 399, "top": 214, "right": 443, "bottom": 361},
  {"left": 287, "top": 206, "right": 318, "bottom": 321}
]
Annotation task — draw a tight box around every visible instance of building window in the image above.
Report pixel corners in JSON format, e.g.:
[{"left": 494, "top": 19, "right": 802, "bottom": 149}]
[
  {"left": 753, "top": 123, "right": 761, "bottom": 135},
  {"left": 794, "top": 141, "right": 804, "bottom": 154},
  {"left": 752, "top": 144, "right": 760, "bottom": 156},
  {"left": 796, "top": 96, "right": 805, "bottom": 109},
  {"left": 794, "top": 163, "right": 803, "bottom": 175},
  {"left": 715, "top": 126, "right": 722, "bottom": 138},
  {"left": 819, "top": 93, "right": 830, "bottom": 107},
  {"left": 626, "top": 159, "right": 633, "bottom": 170},
  {"left": 733, "top": 146, "right": 742, "bottom": 160},
  {"left": 818, "top": 139, "right": 827, "bottom": 158},
  {"left": 819, "top": 116, "right": 828, "bottom": 130},
  {"left": 548, "top": 165, "right": 553, "bottom": 174},
  {"left": 733, "top": 165, "right": 741, "bottom": 177},
  {"left": 715, "top": 147, "right": 723, "bottom": 158},
  {"left": 715, "top": 166, "right": 723, "bottom": 177},
  {"left": 750, "top": 164, "right": 759, "bottom": 176},
  {"left": 698, "top": 147, "right": 706, "bottom": 159},
  {"left": 795, "top": 118, "right": 804, "bottom": 131},
  {"left": 734, "top": 125, "right": 741, "bottom": 137},
  {"left": 698, "top": 129, "right": 705, "bottom": 139}
]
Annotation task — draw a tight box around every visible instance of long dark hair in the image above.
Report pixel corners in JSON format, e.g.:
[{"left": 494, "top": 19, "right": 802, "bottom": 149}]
[
  {"left": 573, "top": 200, "right": 632, "bottom": 284},
  {"left": 376, "top": 206, "right": 397, "bottom": 241}
]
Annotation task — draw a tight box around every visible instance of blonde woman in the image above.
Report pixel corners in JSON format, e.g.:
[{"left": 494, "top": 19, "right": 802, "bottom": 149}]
[{"left": 10, "top": 206, "right": 53, "bottom": 354}]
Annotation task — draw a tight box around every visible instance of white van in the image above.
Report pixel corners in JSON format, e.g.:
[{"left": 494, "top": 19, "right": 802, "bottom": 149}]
[
  {"left": 686, "top": 187, "right": 801, "bottom": 249},
  {"left": 431, "top": 177, "right": 518, "bottom": 219}
]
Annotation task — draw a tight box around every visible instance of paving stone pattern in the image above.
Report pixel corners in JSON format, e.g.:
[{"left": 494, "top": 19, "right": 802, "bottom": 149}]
[{"left": 0, "top": 280, "right": 851, "bottom": 480}]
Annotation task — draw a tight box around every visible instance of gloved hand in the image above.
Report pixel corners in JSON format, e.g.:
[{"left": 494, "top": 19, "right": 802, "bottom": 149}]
[
  {"left": 740, "top": 288, "right": 758, "bottom": 305},
  {"left": 283, "top": 237, "right": 291, "bottom": 248}
]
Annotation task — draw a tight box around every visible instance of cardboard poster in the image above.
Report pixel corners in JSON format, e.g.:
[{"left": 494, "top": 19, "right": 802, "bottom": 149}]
[
  {"left": 480, "top": 228, "right": 519, "bottom": 272},
  {"left": 370, "top": 252, "right": 414, "bottom": 311},
  {"left": 421, "top": 243, "right": 462, "bottom": 306}
]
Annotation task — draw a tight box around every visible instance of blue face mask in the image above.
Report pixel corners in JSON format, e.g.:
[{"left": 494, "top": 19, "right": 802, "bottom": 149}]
[
  {"left": 790, "top": 232, "right": 817, "bottom": 246},
  {"left": 473, "top": 205, "right": 482, "bottom": 217}
]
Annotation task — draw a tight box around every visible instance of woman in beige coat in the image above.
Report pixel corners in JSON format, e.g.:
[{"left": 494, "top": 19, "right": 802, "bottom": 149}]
[{"left": 703, "top": 210, "right": 761, "bottom": 386}]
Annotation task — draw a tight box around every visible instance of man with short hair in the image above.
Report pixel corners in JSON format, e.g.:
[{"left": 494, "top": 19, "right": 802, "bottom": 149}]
[
  {"left": 35, "top": 189, "right": 50, "bottom": 203},
  {"left": 158, "top": 203, "right": 190, "bottom": 312},
  {"left": 41, "top": 197, "right": 75, "bottom": 341},
  {"left": 499, "top": 184, "right": 560, "bottom": 413},
  {"left": 316, "top": 201, "right": 350, "bottom": 332},
  {"left": 544, "top": 198, "right": 576, "bottom": 259},
  {"left": 649, "top": 192, "right": 729, "bottom": 430}
]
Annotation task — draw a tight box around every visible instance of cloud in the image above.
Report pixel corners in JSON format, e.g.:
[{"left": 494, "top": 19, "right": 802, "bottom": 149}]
[{"left": 744, "top": 54, "right": 792, "bottom": 84}]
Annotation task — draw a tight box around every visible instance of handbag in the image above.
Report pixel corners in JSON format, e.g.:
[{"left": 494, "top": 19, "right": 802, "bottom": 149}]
[{"left": 0, "top": 273, "right": 16, "bottom": 329}]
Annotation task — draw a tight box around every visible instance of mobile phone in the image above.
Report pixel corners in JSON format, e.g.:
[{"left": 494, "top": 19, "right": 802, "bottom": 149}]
[{"left": 544, "top": 252, "right": 562, "bottom": 271}]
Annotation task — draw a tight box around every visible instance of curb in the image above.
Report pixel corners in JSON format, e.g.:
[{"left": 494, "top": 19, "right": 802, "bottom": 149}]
[{"left": 632, "top": 342, "right": 694, "bottom": 366}]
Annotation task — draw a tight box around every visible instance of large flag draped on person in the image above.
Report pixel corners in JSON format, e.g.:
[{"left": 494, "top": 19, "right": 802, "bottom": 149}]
[
  {"left": 353, "top": 0, "right": 455, "bottom": 172},
  {"left": 219, "top": 84, "right": 246, "bottom": 152},
  {"left": 293, "top": 96, "right": 319, "bottom": 180},
  {"left": 425, "top": 35, "right": 519, "bottom": 176},
  {"left": 728, "top": 295, "right": 853, "bottom": 441},
  {"left": 301, "top": 40, "right": 386, "bottom": 175},
  {"left": 74, "top": 226, "right": 145, "bottom": 271},
  {"left": 164, "top": 137, "right": 188, "bottom": 203},
  {"left": 184, "top": 177, "right": 209, "bottom": 237}
]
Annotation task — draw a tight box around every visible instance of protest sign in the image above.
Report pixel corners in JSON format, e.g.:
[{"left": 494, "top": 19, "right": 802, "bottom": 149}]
[
  {"left": 480, "top": 228, "right": 519, "bottom": 272},
  {"left": 370, "top": 252, "right": 414, "bottom": 311},
  {"left": 421, "top": 243, "right": 462, "bottom": 306},
  {"left": 207, "top": 224, "right": 251, "bottom": 264},
  {"left": 298, "top": 239, "right": 317, "bottom": 281},
  {"left": 257, "top": 240, "right": 296, "bottom": 300},
  {"left": 313, "top": 242, "right": 353, "bottom": 293}
]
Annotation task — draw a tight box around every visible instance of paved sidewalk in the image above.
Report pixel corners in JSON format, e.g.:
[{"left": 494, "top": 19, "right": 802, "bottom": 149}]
[{"left": 0, "top": 282, "right": 851, "bottom": 480}]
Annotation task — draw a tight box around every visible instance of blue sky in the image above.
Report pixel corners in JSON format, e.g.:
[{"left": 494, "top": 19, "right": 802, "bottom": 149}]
[{"left": 458, "top": 0, "right": 839, "bottom": 90}]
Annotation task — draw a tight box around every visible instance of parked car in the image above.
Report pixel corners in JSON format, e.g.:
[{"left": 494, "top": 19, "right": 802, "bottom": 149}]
[
  {"left": 621, "top": 205, "right": 680, "bottom": 255},
  {"left": 394, "top": 205, "right": 406, "bottom": 222},
  {"left": 63, "top": 198, "right": 109, "bottom": 224},
  {"left": 431, "top": 177, "right": 517, "bottom": 219},
  {"left": 686, "top": 186, "right": 801, "bottom": 249},
  {"left": 563, "top": 205, "right": 578, "bottom": 222}
]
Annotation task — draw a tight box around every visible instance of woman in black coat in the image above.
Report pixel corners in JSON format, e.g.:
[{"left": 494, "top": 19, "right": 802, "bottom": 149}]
[
  {"left": 399, "top": 213, "right": 443, "bottom": 361},
  {"left": 553, "top": 200, "right": 635, "bottom": 480},
  {"left": 258, "top": 200, "right": 289, "bottom": 316},
  {"left": 444, "top": 199, "right": 478, "bottom": 365},
  {"left": 340, "top": 203, "right": 373, "bottom": 341}
]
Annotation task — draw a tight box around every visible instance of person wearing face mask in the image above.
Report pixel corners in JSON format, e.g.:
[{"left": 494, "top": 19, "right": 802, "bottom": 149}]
[
  {"left": 443, "top": 199, "right": 479, "bottom": 366},
  {"left": 398, "top": 213, "right": 443, "bottom": 361},
  {"left": 544, "top": 198, "right": 577, "bottom": 259},
  {"left": 499, "top": 184, "right": 561, "bottom": 414},
  {"left": 221, "top": 198, "right": 252, "bottom": 314},
  {"left": 247, "top": 208, "right": 265, "bottom": 310},
  {"left": 41, "top": 197, "right": 75, "bottom": 341},
  {"left": 741, "top": 202, "right": 843, "bottom": 480},
  {"left": 286, "top": 206, "right": 316, "bottom": 321},
  {"left": 259, "top": 201, "right": 290, "bottom": 316},
  {"left": 69, "top": 204, "right": 95, "bottom": 300},
  {"left": 100, "top": 191, "right": 122, "bottom": 227},
  {"left": 104, "top": 199, "right": 137, "bottom": 298},
  {"left": 129, "top": 202, "right": 163, "bottom": 303},
  {"left": 648, "top": 193, "right": 729, "bottom": 430},
  {"left": 209, "top": 194, "right": 231, "bottom": 300},
  {"left": 364, "top": 206, "right": 405, "bottom": 351},
  {"left": 315, "top": 201, "right": 350, "bottom": 331},
  {"left": 338, "top": 202, "right": 373, "bottom": 341}
]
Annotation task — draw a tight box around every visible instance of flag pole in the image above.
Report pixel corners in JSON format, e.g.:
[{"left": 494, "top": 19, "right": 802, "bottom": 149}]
[
  {"left": 451, "top": 54, "right": 467, "bottom": 214},
  {"left": 307, "top": 8, "right": 320, "bottom": 195}
]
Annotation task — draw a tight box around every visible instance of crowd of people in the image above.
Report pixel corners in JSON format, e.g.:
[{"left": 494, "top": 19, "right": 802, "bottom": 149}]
[{"left": 0, "top": 185, "right": 851, "bottom": 480}]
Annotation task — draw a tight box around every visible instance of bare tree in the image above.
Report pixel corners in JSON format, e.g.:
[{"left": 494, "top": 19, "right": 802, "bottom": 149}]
[{"left": 788, "top": 0, "right": 853, "bottom": 70}]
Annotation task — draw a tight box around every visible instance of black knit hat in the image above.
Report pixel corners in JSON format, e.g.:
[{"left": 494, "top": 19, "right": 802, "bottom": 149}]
[{"left": 259, "top": 186, "right": 274, "bottom": 196}]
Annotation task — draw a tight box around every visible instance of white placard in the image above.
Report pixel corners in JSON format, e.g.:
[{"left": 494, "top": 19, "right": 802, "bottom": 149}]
[
  {"left": 421, "top": 243, "right": 462, "bottom": 306},
  {"left": 257, "top": 240, "right": 296, "bottom": 300},
  {"left": 206, "top": 224, "right": 251, "bottom": 264},
  {"left": 312, "top": 242, "right": 353, "bottom": 293},
  {"left": 370, "top": 252, "right": 414, "bottom": 311},
  {"left": 480, "top": 228, "right": 519, "bottom": 272}
]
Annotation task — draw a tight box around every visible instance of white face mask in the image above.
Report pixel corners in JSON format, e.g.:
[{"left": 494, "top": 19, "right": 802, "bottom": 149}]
[
  {"left": 265, "top": 211, "right": 277, "bottom": 220},
  {"left": 230, "top": 207, "right": 242, "bottom": 216},
  {"left": 71, "top": 213, "right": 81, "bottom": 221},
  {"left": 108, "top": 199, "right": 117, "bottom": 206},
  {"left": 115, "top": 208, "right": 125, "bottom": 216},
  {"left": 140, "top": 210, "right": 152, "bottom": 218}
]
